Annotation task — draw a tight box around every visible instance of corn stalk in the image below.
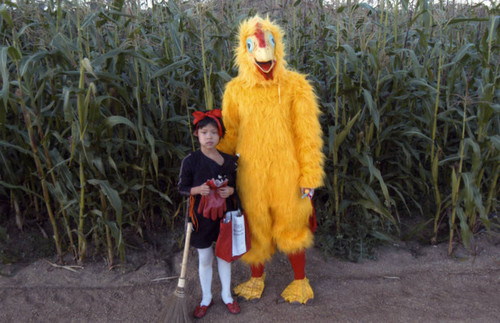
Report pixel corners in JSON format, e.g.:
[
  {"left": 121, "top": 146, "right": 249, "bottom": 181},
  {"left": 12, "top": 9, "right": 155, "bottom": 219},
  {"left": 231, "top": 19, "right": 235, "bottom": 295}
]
[
  {"left": 12, "top": 44, "right": 63, "bottom": 262},
  {"left": 448, "top": 74, "right": 469, "bottom": 255},
  {"left": 431, "top": 47, "right": 443, "bottom": 244}
]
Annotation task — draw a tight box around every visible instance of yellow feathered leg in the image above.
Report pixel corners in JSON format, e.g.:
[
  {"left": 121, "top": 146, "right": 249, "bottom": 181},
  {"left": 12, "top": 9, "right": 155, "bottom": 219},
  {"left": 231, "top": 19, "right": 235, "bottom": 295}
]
[
  {"left": 281, "top": 277, "right": 314, "bottom": 304},
  {"left": 280, "top": 250, "right": 313, "bottom": 304},
  {"left": 233, "top": 273, "right": 266, "bottom": 300}
]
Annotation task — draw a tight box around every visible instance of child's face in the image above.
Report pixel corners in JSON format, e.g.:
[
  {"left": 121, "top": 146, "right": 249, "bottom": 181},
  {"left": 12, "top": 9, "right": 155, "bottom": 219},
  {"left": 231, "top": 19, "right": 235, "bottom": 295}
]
[{"left": 196, "top": 123, "right": 220, "bottom": 150}]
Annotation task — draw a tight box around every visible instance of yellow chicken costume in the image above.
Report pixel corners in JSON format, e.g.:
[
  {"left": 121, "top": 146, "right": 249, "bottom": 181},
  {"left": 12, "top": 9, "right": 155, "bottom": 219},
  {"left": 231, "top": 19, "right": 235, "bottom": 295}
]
[{"left": 218, "top": 15, "right": 325, "bottom": 304}]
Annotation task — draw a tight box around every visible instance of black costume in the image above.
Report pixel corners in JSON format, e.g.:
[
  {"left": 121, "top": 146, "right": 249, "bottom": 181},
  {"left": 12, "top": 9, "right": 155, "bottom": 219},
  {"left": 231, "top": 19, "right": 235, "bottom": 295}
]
[{"left": 178, "top": 150, "right": 238, "bottom": 248}]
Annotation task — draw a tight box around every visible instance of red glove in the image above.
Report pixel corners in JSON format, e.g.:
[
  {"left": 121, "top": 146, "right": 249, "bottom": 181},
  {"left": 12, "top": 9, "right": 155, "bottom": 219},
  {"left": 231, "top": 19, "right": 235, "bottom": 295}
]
[{"left": 197, "top": 179, "right": 228, "bottom": 221}]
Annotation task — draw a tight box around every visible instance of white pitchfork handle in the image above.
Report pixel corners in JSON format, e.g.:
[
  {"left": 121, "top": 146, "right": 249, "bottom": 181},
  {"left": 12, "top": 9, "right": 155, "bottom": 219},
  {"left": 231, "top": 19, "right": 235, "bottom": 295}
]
[{"left": 177, "top": 222, "right": 193, "bottom": 289}]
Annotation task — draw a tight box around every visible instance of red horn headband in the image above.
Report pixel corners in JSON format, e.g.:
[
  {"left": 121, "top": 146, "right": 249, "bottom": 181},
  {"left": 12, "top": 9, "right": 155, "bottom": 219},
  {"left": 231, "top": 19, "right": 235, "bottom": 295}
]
[{"left": 192, "top": 109, "right": 223, "bottom": 137}]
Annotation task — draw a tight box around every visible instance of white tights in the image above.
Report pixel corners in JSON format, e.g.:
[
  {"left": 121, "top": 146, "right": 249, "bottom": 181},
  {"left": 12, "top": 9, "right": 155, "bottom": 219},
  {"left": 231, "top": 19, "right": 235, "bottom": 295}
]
[{"left": 197, "top": 247, "right": 233, "bottom": 306}]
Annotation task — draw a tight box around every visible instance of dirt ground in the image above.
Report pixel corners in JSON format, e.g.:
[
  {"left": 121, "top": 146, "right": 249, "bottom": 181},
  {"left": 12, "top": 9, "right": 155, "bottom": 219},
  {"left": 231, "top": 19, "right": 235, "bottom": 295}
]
[{"left": 1, "top": 232, "right": 499, "bottom": 323}]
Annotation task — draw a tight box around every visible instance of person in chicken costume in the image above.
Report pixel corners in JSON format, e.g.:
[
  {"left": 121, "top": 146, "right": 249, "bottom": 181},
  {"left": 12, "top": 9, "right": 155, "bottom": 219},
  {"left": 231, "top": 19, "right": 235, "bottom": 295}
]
[{"left": 217, "top": 15, "right": 325, "bottom": 304}]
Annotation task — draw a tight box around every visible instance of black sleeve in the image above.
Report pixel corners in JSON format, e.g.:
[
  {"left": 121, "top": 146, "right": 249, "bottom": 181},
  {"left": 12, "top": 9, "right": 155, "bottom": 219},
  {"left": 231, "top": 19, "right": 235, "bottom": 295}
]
[
  {"left": 221, "top": 153, "right": 238, "bottom": 188},
  {"left": 178, "top": 154, "right": 193, "bottom": 196},
  {"left": 221, "top": 153, "right": 239, "bottom": 211}
]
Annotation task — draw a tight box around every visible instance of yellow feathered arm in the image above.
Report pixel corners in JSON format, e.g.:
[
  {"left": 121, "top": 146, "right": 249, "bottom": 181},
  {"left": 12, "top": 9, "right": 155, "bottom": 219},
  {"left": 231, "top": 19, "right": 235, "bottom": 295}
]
[
  {"left": 217, "top": 82, "right": 239, "bottom": 155},
  {"left": 290, "top": 72, "right": 325, "bottom": 189}
]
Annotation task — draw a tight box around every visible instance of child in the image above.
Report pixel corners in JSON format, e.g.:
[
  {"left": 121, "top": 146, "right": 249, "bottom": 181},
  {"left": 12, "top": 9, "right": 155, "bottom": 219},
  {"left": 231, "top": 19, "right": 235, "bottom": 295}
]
[{"left": 178, "top": 109, "right": 241, "bottom": 319}]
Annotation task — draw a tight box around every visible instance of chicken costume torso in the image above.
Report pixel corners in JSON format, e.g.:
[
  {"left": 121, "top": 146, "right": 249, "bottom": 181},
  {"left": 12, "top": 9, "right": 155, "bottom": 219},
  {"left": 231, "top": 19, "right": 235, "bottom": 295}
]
[{"left": 218, "top": 15, "right": 325, "bottom": 304}]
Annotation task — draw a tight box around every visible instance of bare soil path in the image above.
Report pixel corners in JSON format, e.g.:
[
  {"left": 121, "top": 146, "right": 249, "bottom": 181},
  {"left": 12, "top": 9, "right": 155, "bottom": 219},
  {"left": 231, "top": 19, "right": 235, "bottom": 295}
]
[{"left": 1, "top": 234, "right": 499, "bottom": 323}]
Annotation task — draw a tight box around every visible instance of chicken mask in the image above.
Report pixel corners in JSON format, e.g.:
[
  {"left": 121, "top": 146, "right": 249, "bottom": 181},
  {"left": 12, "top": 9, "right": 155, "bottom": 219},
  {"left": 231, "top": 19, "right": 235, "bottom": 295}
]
[{"left": 235, "top": 16, "right": 286, "bottom": 84}]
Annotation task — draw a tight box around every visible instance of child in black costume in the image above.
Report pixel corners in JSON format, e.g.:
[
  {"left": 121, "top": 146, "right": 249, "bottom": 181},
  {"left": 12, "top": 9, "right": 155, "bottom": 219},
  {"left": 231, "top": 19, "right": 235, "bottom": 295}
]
[{"left": 178, "top": 109, "right": 240, "bottom": 318}]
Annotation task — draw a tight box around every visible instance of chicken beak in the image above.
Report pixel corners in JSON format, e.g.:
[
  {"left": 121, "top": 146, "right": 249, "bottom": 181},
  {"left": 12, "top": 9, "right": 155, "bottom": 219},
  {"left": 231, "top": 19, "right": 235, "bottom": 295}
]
[{"left": 254, "top": 46, "right": 276, "bottom": 74}]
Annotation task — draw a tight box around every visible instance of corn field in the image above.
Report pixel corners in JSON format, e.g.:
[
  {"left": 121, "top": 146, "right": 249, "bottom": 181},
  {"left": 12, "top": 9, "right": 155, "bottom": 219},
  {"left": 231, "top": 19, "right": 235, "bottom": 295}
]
[{"left": 0, "top": 0, "right": 498, "bottom": 265}]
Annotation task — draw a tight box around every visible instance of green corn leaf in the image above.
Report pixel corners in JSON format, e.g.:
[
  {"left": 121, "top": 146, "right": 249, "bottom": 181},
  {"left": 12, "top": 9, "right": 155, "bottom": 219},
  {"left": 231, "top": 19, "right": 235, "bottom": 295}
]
[
  {"left": 456, "top": 207, "right": 472, "bottom": 250},
  {"left": 152, "top": 57, "right": 191, "bottom": 78},
  {"left": 403, "top": 128, "right": 432, "bottom": 142},
  {"left": 0, "top": 180, "right": 43, "bottom": 199},
  {"left": 334, "top": 111, "right": 361, "bottom": 151},
  {"left": 489, "top": 135, "right": 500, "bottom": 150},
  {"left": 20, "top": 51, "right": 49, "bottom": 78},
  {"left": 328, "top": 125, "right": 336, "bottom": 157},
  {"left": 362, "top": 89, "right": 379, "bottom": 129},
  {"left": 215, "top": 70, "right": 232, "bottom": 82},
  {"left": 146, "top": 185, "right": 173, "bottom": 204},
  {"left": 363, "top": 153, "right": 391, "bottom": 205},
  {"left": 340, "top": 44, "right": 359, "bottom": 65},
  {"left": 0, "top": 5, "right": 13, "bottom": 27},
  {"left": 450, "top": 43, "right": 474, "bottom": 66},
  {"left": 104, "top": 116, "right": 139, "bottom": 139},
  {"left": 461, "top": 172, "right": 475, "bottom": 204},
  {"left": 446, "top": 17, "right": 489, "bottom": 26},
  {"left": 356, "top": 199, "right": 395, "bottom": 225},
  {"left": 410, "top": 79, "right": 437, "bottom": 94},
  {"left": 7, "top": 46, "right": 21, "bottom": 62},
  {"left": 88, "top": 179, "right": 123, "bottom": 226},
  {"left": 451, "top": 167, "right": 459, "bottom": 197},
  {"left": 0, "top": 140, "right": 32, "bottom": 156},
  {"left": 431, "top": 150, "right": 439, "bottom": 184},
  {"left": 144, "top": 128, "right": 159, "bottom": 177},
  {"left": 464, "top": 138, "right": 481, "bottom": 176},
  {"left": 0, "top": 47, "right": 9, "bottom": 107},
  {"left": 103, "top": 220, "right": 123, "bottom": 248},
  {"left": 370, "top": 230, "right": 394, "bottom": 243}
]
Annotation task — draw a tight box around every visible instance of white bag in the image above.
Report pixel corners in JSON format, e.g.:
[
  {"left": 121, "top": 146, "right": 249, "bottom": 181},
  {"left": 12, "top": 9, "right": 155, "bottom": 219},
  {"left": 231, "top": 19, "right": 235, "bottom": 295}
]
[{"left": 230, "top": 210, "right": 247, "bottom": 257}]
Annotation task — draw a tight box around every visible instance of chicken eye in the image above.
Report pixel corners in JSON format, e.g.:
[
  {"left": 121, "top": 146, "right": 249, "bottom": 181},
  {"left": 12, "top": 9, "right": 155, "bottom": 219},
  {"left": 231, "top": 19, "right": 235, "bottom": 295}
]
[
  {"left": 269, "top": 34, "right": 275, "bottom": 48},
  {"left": 246, "top": 38, "right": 254, "bottom": 53}
]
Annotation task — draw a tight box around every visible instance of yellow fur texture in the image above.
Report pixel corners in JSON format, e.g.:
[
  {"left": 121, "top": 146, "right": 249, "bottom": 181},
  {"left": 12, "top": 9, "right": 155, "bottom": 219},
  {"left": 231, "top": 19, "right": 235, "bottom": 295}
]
[{"left": 218, "top": 15, "right": 325, "bottom": 265}]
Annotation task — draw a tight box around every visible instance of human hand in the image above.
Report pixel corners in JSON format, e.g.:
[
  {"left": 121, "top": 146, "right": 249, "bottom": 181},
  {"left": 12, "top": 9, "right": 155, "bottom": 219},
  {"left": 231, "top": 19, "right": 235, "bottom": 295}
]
[
  {"left": 217, "top": 186, "right": 234, "bottom": 199},
  {"left": 301, "top": 188, "right": 314, "bottom": 199},
  {"left": 196, "top": 183, "right": 211, "bottom": 196},
  {"left": 197, "top": 179, "right": 228, "bottom": 220}
]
